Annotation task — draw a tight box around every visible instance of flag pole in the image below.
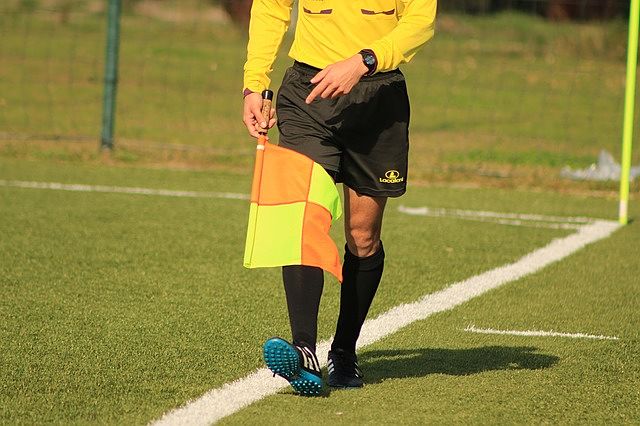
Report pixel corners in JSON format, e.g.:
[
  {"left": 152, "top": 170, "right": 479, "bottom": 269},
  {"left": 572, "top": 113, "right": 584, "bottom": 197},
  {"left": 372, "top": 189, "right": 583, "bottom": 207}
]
[
  {"left": 258, "top": 89, "right": 274, "bottom": 145},
  {"left": 619, "top": 0, "right": 639, "bottom": 225},
  {"left": 244, "top": 90, "right": 274, "bottom": 265},
  {"left": 251, "top": 89, "right": 273, "bottom": 199}
]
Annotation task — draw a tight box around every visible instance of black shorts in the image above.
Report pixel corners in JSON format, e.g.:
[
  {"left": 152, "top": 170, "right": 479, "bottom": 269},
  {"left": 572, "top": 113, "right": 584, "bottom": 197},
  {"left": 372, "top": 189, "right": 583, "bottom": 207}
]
[{"left": 276, "top": 61, "right": 410, "bottom": 198}]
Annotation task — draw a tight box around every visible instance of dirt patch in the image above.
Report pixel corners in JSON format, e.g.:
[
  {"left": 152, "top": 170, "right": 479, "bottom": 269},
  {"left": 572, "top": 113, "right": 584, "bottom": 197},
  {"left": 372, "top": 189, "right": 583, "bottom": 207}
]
[{"left": 0, "top": 138, "right": 251, "bottom": 175}]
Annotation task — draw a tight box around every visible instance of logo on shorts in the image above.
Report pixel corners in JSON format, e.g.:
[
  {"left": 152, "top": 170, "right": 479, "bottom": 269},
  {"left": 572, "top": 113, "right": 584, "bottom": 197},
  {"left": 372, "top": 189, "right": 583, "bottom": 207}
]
[{"left": 379, "top": 170, "right": 404, "bottom": 184}]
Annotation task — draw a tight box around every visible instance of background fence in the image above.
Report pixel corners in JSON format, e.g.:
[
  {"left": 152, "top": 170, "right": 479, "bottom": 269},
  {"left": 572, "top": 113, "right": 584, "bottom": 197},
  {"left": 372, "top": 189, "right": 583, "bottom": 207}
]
[{"left": 0, "top": 0, "right": 638, "bottom": 190}]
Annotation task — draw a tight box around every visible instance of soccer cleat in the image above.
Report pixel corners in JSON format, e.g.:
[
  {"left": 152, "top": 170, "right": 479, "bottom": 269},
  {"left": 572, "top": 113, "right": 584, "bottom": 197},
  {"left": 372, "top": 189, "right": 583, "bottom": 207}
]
[
  {"left": 327, "top": 348, "right": 364, "bottom": 388},
  {"left": 262, "top": 337, "right": 323, "bottom": 396}
]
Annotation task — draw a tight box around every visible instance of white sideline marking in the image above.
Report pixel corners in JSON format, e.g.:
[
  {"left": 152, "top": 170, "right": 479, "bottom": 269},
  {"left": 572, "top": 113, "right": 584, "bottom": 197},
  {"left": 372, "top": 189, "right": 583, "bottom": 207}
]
[
  {"left": 398, "top": 205, "right": 595, "bottom": 229},
  {"left": 398, "top": 205, "right": 594, "bottom": 224},
  {"left": 151, "top": 219, "right": 621, "bottom": 426},
  {"left": 2, "top": 180, "right": 604, "bottom": 230},
  {"left": 0, "top": 180, "right": 249, "bottom": 200},
  {"left": 464, "top": 325, "right": 619, "bottom": 341}
]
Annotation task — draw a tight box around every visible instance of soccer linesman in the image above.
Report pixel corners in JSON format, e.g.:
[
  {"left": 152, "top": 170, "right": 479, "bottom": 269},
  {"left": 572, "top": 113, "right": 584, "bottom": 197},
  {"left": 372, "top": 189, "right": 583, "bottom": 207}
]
[{"left": 242, "top": 0, "right": 437, "bottom": 395}]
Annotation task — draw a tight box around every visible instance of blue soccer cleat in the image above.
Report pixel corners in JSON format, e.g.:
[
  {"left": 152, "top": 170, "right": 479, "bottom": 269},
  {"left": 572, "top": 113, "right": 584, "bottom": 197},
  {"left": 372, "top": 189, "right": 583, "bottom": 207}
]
[{"left": 263, "top": 337, "right": 323, "bottom": 396}]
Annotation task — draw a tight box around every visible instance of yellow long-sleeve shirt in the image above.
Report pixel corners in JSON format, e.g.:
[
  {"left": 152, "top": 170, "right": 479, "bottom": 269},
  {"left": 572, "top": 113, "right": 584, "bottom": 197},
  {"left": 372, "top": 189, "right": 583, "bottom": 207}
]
[{"left": 243, "top": 0, "right": 437, "bottom": 93}]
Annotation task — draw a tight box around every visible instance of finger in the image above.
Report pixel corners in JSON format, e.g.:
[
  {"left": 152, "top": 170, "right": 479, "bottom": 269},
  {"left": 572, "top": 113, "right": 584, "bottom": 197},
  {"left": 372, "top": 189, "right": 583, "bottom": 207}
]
[
  {"left": 254, "top": 121, "right": 265, "bottom": 133},
  {"left": 246, "top": 124, "right": 260, "bottom": 138},
  {"left": 320, "top": 84, "right": 337, "bottom": 99},
  {"left": 268, "top": 108, "right": 276, "bottom": 128},
  {"left": 330, "top": 88, "right": 344, "bottom": 99},
  {"left": 250, "top": 104, "right": 267, "bottom": 129},
  {"left": 310, "top": 68, "right": 329, "bottom": 84},
  {"left": 306, "top": 80, "right": 330, "bottom": 104},
  {"left": 254, "top": 121, "right": 273, "bottom": 135},
  {"left": 244, "top": 118, "right": 260, "bottom": 138}
]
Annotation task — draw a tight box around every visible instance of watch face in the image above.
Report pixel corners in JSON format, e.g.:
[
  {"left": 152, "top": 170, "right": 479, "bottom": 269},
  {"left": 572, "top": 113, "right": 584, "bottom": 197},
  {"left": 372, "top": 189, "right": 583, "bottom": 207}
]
[{"left": 364, "top": 55, "right": 375, "bottom": 66}]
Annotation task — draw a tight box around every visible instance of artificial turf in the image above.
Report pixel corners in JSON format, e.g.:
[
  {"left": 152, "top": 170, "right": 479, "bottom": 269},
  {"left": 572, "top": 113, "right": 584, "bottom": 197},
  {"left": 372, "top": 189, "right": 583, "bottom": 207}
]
[
  {"left": 223, "top": 210, "right": 639, "bottom": 425},
  {"left": 1, "top": 158, "right": 638, "bottom": 424}
]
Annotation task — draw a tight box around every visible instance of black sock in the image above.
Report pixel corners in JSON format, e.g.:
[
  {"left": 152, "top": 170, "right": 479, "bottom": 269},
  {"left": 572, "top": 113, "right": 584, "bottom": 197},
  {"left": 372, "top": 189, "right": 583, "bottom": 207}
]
[
  {"left": 331, "top": 242, "right": 385, "bottom": 355},
  {"left": 282, "top": 265, "right": 324, "bottom": 353}
]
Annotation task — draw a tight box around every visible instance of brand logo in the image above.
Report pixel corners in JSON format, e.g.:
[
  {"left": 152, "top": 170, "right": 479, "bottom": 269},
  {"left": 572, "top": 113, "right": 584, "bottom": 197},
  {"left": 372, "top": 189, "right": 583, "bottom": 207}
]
[{"left": 379, "top": 170, "right": 404, "bottom": 184}]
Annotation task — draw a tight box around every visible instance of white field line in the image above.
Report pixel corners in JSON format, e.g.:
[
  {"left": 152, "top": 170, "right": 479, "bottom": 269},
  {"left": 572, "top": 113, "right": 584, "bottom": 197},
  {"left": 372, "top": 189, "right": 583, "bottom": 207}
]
[
  {"left": 2, "top": 180, "right": 603, "bottom": 230},
  {"left": 401, "top": 214, "right": 583, "bottom": 230},
  {"left": 151, "top": 219, "right": 621, "bottom": 426},
  {"left": 464, "top": 325, "right": 620, "bottom": 341},
  {"left": 398, "top": 205, "right": 596, "bottom": 229},
  {"left": 398, "top": 205, "right": 595, "bottom": 224},
  {"left": 0, "top": 180, "right": 249, "bottom": 200}
]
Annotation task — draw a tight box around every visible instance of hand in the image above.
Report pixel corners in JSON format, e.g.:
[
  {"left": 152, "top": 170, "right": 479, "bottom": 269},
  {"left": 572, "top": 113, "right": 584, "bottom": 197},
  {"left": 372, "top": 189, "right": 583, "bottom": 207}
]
[
  {"left": 305, "top": 55, "right": 369, "bottom": 104},
  {"left": 243, "top": 92, "right": 276, "bottom": 139}
]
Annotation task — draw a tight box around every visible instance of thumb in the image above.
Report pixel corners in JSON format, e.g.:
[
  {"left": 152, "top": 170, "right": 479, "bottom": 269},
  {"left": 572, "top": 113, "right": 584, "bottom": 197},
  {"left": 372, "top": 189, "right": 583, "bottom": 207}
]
[{"left": 251, "top": 104, "right": 267, "bottom": 128}]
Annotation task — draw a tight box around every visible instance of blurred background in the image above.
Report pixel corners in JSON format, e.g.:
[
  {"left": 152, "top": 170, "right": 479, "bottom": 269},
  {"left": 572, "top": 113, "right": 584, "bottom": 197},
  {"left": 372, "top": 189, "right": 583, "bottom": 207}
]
[{"left": 1, "top": 0, "right": 638, "bottom": 192}]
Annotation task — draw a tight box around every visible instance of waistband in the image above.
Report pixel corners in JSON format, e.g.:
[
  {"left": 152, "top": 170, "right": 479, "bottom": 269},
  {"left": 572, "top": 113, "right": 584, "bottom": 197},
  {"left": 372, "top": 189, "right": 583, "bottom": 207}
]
[{"left": 293, "top": 61, "right": 403, "bottom": 81}]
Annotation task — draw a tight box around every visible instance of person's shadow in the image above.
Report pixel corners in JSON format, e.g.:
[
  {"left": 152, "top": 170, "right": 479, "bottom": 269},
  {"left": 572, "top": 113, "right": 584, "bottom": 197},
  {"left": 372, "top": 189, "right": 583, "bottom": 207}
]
[{"left": 357, "top": 346, "right": 559, "bottom": 383}]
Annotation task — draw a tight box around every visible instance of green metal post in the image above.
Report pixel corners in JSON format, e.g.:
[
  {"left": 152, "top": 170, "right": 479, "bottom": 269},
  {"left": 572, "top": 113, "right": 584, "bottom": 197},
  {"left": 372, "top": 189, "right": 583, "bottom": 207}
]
[
  {"left": 620, "top": 0, "right": 640, "bottom": 225},
  {"left": 100, "top": 0, "right": 122, "bottom": 151}
]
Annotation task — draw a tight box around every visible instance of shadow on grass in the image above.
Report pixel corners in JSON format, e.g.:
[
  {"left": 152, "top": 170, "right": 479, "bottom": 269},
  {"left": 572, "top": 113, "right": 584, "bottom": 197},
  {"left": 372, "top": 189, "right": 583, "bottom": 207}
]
[{"left": 358, "top": 346, "right": 559, "bottom": 383}]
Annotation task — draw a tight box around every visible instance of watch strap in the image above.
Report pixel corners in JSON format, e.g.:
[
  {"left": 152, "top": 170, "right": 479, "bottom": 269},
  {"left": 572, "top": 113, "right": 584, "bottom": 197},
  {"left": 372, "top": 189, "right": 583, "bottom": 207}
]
[{"left": 359, "top": 49, "right": 378, "bottom": 76}]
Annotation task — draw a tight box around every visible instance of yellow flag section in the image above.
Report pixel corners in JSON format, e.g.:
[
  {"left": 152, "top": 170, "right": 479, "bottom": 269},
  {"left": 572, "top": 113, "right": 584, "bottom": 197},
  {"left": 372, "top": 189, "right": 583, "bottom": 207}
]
[{"left": 243, "top": 137, "right": 343, "bottom": 282}]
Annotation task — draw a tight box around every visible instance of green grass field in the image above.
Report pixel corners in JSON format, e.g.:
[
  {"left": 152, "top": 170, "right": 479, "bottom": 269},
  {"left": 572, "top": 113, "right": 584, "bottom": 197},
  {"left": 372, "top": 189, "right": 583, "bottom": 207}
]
[{"left": 1, "top": 157, "right": 638, "bottom": 424}]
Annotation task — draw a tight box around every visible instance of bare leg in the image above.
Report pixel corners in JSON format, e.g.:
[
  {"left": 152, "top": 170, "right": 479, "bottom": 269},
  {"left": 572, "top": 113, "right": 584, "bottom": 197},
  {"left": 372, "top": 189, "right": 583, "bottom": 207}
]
[
  {"left": 343, "top": 186, "right": 387, "bottom": 256},
  {"left": 332, "top": 185, "right": 387, "bottom": 354}
]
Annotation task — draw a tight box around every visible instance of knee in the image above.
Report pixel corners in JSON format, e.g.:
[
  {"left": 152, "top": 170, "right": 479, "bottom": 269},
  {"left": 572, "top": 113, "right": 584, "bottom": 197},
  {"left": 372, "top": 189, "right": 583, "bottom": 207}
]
[{"left": 347, "top": 227, "right": 381, "bottom": 257}]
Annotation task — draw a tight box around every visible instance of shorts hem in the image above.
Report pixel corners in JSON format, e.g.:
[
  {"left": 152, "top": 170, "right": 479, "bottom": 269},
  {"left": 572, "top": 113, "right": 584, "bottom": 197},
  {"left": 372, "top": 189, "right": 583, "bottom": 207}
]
[
  {"left": 276, "top": 142, "right": 340, "bottom": 176},
  {"left": 342, "top": 183, "right": 406, "bottom": 198}
]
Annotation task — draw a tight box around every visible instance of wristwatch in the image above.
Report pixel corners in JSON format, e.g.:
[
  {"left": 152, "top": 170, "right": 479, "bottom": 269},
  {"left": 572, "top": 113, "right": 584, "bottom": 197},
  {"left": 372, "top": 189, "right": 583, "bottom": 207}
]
[{"left": 359, "top": 49, "right": 377, "bottom": 76}]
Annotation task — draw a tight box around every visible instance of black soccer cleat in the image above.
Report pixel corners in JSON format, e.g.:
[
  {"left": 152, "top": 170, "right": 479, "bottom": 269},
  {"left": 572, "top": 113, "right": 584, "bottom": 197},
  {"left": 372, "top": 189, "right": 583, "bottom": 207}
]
[
  {"left": 263, "top": 337, "right": 323, "bottom": 396},
  {"left": 327, "top": 348, "right": 364, "bottom": 388}
]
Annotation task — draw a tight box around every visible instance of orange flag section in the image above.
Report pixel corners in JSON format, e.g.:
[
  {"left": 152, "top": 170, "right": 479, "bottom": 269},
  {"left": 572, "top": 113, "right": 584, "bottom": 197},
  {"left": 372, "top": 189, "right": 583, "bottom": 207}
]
[{"left": 244, "top": 137, "right": 343, "bottom": 282}]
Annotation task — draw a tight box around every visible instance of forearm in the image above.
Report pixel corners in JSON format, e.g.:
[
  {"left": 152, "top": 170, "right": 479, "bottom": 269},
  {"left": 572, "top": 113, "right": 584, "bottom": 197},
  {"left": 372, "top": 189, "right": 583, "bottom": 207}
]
[
  {"left": 369, "top": 0, "right": 437, "bottom": 72},
  {"left": 243, "top": 0, "right": 293, "bottom": 92}
]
